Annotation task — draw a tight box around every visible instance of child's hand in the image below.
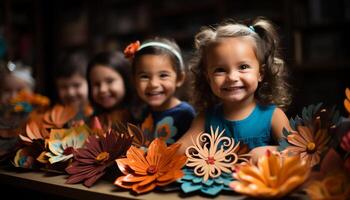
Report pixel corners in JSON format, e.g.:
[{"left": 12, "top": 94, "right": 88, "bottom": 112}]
[
  {"left": 340, "top": 130, "right": 350, "bottom": 152},
  {"left": 249, "top": 146, "right": 278, "bottom": 164}
]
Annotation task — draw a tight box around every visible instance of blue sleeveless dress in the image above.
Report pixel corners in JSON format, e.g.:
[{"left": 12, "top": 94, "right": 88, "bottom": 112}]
[{"left": 205, "top": 104, "right": 276, "bottom": 149}]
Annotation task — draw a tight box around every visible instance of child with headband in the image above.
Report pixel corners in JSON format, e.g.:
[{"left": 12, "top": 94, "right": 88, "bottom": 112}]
[
  {"left": 178, "top": 17, "right": 292, "bottom": 160},
  {"left": 125, "top": 37, "right": 195, "bottom": 144}
]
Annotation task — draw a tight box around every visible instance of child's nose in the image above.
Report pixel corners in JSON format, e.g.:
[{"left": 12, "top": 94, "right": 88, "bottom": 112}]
[
  {"left": 67, "top": 87, "right": 75, "bottom": 96},
  {"left": 99, "top": 82, "right": 108, "bottom": 92},
  {"left": 227, "top": 71, "right": 239, "bottom": 81},
  {"left": 148, "top": 78, "right": 159, "bottom": 87}
]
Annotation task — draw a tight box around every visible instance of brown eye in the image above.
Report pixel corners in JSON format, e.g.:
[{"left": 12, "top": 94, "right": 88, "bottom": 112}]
[{"left": 239, "top": 64, "right": 250, "bottom": 70}]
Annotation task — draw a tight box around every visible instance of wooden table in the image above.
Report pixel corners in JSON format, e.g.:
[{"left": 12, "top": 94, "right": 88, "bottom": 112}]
[
  {"left": 0, "top": 166, "right": 243, "bottom": 200},
  {"left": 0, "top": 166, "right": 308, "bottom": 200}
]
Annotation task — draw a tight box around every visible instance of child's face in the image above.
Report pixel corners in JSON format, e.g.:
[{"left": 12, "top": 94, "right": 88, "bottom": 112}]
[
  {"left": 90, "top": 65, "right": 125, "bottom": 109},
  {"left": 0, "top": 74, "right": 32, "bottom": 104},
  {"left": 56, "top": 73, "right": 88, "bottom": 109},
  {"left": 134, "top": 55, "right": 182, "bottom": 111},
  {"left": 206, "top": 37, "right": 262, "bottom": 105}
]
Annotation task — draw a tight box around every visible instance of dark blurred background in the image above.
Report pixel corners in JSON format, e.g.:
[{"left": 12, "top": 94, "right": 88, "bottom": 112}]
[{"left": 0, "top": 0, "right": 349, "bottom": 117}]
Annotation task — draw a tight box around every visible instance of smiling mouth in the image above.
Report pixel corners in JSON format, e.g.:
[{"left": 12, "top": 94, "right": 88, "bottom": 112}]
[
  {"left": 146, "top": 91, "right": 164, "bottom": 97},
  {"left": 222, "top": 86, "right": 244, "bottom": 91}
]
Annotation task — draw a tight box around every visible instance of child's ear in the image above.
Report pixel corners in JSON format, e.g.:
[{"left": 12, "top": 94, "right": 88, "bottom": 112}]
[{"left": 176, "top": 71, "right": 186, "bottom": 87}]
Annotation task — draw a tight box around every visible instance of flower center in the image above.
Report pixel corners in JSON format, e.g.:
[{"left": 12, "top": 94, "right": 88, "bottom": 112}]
[
  {"left": 95, "top": 152, "right": 110, "bottom": 163},
  {"left": 306, "top": 142, "right": 316, "bottom": 153},
  {"left": 63, "top": 147, "right": 74, "bottom": 155},
  {"left": 206, "top": 156, "right": 215, "bottom": 165},
  {"left": 147, "top": 165, "right": 157, "bottom": 174}
]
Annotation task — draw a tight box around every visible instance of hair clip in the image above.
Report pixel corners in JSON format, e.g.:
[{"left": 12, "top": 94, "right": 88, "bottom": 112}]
[
  {"left": 124, "top": 41, "right": 140, "bottom": 59},
  {"left": 248, "top": 25, "right": 255, "bottom": 33},
  {"left": 7, "top": 61, "right": 17, "bottom": 71}
]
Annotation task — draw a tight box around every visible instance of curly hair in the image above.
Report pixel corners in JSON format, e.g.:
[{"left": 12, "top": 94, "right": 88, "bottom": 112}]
[{"left": 190, "top": 17, "right": 292, "bottom": 113}]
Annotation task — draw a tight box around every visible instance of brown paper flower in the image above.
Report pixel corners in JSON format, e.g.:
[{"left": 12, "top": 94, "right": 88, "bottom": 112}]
[
  {"left": 114, "top": 138, "right": 187, "bottom": 194},
  {"left": 284, "top": 125, "right": 330, "bottom": 167},
  {"left": 65, "top": 129, "right": 133, "bottom": 187}
]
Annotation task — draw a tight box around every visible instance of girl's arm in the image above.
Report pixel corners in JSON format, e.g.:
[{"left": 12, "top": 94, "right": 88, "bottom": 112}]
[
  {"left": 249, "top": 107, "right": 291, "bottom": 162},
  {"left": 176, "top": 113, "right": 206, "bottom": 154},
  {"left": 271, "top": 107, "right": 291, "bottom": 141}
]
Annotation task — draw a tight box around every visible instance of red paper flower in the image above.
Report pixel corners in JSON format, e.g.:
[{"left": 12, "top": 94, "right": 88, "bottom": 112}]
[
  {"left": 124, "top": 41, "right": 140, "bottom": 59},
  {"left": 65, "top": 130, "right": 133, "bottom": 187},
  {"left": 114, "top": 138, "right": 187, "bottom": 194}
]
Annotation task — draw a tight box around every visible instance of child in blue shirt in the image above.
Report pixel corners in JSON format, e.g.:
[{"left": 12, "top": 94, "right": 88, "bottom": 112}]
[
  {"left": 125, "top": 37, "right": 195, "bottom": 144},
  {"left": 178, "top": 17, "right": 292, "bottom": 160}
]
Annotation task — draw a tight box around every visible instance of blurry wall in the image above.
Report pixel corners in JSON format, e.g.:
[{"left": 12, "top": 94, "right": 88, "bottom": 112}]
[{"left": 1, "top": 0, "right": 349, "bottom": 117}]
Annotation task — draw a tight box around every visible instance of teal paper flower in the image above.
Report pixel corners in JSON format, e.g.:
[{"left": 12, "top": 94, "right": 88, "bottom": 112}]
[{"left": 178, "top": 168, "right": 233, "bottom": 196}]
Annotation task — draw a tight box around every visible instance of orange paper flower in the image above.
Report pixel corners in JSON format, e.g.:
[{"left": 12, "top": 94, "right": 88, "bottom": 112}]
[
  {"left": 114, "top": 138, "right": 187, "bottom": 194},
  {"left": 230, "top": 150, "right": 310, "bottom": 199},
  {"left": 124, "top": 41, "right": 140, "bottom": 59},
  {"left": 344, "top": 88, "right": 350, "bottom": 115},
  {"left": 43, "top": 104, "right": 77, "bottom": 128},
  {"left": 305, "top": 171, "right": 350, "bottom": 200}
]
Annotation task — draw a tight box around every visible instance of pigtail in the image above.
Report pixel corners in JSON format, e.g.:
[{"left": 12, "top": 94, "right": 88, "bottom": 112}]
[{"left": 252, "top": 17, "right": 292, "bottom": 110}]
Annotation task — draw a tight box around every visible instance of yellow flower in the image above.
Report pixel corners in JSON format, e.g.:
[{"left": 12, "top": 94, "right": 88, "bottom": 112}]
[{"left": 230, "top": 150, "right": 310, "bottom": 199}]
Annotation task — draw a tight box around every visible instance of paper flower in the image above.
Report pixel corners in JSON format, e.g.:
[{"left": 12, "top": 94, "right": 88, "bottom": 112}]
[
  {"left": 19, "top": 120, "right": 49, "bottom": 143},
  {"left": 179, "top": 168, "right": 233, "bottom": 195},
  {"left": 65, "top": 129, "right": 133, "bottom": 187},
  {"left": 43, "top": 104, "right": 77, "bottom": 129},
  {"left": 141, "top": 114, "right": 177, "bottom": 145},
  {"left": 230, "top": 150, "right": 310, "bottom": 199},
  {"left": 10, "top": 90, "right": 50, "bottom": 108},
  {"left": 45, "top": 125, "right": 90, "bottom": 164},
  {"left": 305, "top": 171, "right": 350, "bottom": 200},
  {"left": 13, "top": 139, "right": 45, "bottom": 169},
  {"left": 284, "top": 125, "right": 330, "bottom": 167},
  {"left": 114, "top": 138, "right": 187, "bottom": 194},
  {"left": 178, "top": 126, "right": 250, "bottom": 196},
  {"left": 279, "top": 103, "right": 340, "bottom": 167},
  {"left": 124, "top": 40, "right": 140, "bottom": 59},
  {"left": 344, "top": 88, "right": 350, "bottom": 114},
  {"left": 115, "top": 122, "right": 151, "bottom": 148},
  {"left": 341, "top": 130, "right": 350, "bottom": 152}
]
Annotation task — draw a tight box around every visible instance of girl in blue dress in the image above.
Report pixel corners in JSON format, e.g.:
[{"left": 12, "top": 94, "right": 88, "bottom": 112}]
[{"left": 178, "top": 17, "right": 292, "bottom": 160}]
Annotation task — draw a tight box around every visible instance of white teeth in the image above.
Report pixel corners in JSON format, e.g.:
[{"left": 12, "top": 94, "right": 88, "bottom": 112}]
[{"left": 147, "top": 91, "right": 163, "bottom": 95}]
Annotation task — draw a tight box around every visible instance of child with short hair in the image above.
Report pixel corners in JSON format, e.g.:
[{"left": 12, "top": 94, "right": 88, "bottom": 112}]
[
  {"left": 54, "top": 50, "right": 92, "bottom": 118},
  {"left": 178, "top": 17, "right": 292, "bottom": 158},
  {"left": 87, "top": 51, "right": 133, "bottom": 129},
  {"left": 125, "top": 37, "right": 195, "bottom": 144}
]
